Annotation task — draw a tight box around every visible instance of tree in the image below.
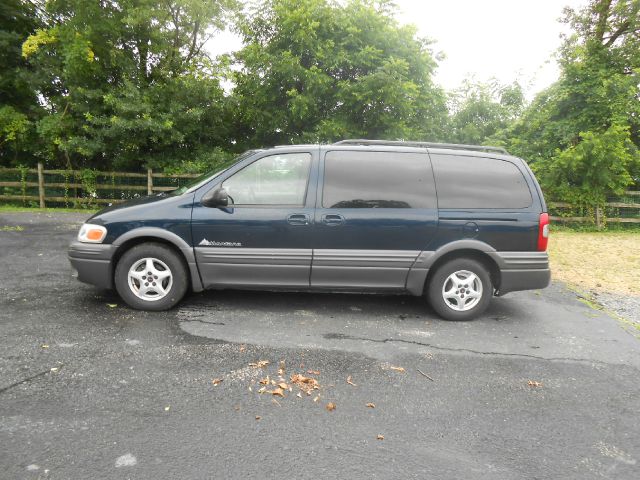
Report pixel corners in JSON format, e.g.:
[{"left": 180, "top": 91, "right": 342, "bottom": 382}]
[
  {"left": 21, "top": 0, "right": 238, "bottom": 170},
  {"left": 230, "top": 0, "right": 448, "bottom": 148},
  {"left": 0, "top": 0, "right": 41, "bottom": 164},
  {"left": 535, "top": 124, "right": 640, "bottom": 207},
  {"left": 448, "top": 79, "right": 524, "bottom": 146},
  {"left": 498, "top": 0, "right": 640, "bottom": 209}
]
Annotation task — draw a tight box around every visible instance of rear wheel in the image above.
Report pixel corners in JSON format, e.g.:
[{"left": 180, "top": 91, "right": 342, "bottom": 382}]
[
  {"left": 114, "top": 243, "right": 188, "bottom": 311},
  {"left": 427, "top": 258, "right": 492, "bottom": 321}
]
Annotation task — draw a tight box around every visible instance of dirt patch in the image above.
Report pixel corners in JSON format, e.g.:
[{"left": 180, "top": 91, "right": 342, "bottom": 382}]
[{"left": 548, "top": 232, "right": 640, "bottom": 296}]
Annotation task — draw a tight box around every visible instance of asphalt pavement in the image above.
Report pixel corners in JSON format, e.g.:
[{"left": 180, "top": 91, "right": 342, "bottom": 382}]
[{"left": 1, "top": 211, "right": 639, "bottom": 479}]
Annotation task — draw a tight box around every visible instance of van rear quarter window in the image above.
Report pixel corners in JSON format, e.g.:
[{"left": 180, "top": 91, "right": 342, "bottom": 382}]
[
  {"left": 323, "top": 150, "right": 435, "bottom": 208},
  {"left": 431, "top": 154, "right": 532, "bottom": 209}
]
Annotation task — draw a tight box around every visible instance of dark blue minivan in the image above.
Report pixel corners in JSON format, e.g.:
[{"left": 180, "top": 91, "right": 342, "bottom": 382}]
[{"left": 68, "top": 140, "right": 550, "bottom": 320}]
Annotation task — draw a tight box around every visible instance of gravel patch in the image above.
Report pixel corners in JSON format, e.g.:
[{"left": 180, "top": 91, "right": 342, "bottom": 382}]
[{"left": 591, "top": 290, "right": 640, "bottom": 325}]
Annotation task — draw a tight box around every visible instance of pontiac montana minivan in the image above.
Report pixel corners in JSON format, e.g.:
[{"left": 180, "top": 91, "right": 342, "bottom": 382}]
[{"left": 69, "top": 140, "right": 551, "bottom": 321}]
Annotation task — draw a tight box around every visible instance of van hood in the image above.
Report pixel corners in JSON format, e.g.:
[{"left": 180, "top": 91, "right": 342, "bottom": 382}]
[{"left": 87, "top": 193, "right": 171, "bottom": 221}]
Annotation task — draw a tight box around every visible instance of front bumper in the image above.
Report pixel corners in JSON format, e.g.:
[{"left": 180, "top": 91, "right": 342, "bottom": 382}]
[
  {"left": 489, "top": 251, "right": 551, "bottom": 295},
  {"left": 68, "top": 241, "right": 116, "bottom": 290}
]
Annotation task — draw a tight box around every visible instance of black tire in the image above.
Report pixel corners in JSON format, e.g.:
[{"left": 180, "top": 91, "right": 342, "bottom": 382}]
[
  {"left": 427, "top": 258, "right": 492, "bottom": 321},
  {"left": 114, "top": 242, "right": 189, "bottom": 311}
]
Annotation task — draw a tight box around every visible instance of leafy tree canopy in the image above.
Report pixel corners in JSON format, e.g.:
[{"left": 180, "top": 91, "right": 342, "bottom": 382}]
[
  {"left": 448, "top": 79, "right": 524, "bottom": 146},
  {"left": 230, "top": 0, "right": 448, "bottom": 148},
  {"left": 494, "top": 0, "right": 640, "bottom": 205},
  {"left": 20, "top": 0, "right": 238, "bottom": 170},
  {"left": 0, "top": 0, "right": 41, "bottom": 163}
]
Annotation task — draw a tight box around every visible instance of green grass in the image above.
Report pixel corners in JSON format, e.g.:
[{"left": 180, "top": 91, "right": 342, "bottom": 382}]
[
  {"left": 0, "top": 225, "right": 24, "bottom": 231},
  {"left": 0, "top": 205, "right": 99, "bottom": 214},
  {"left": 551, "top": 223, "right": 640, "bottom": 233}
]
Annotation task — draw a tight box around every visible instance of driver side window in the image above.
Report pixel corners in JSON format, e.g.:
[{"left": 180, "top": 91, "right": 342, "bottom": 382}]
[{"left": 222, "top": 153, "right": 312, "bottom": 206}]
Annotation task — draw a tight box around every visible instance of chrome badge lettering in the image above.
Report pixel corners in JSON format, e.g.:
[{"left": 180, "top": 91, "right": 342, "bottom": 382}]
[{"left": 198, "top": 239, "right": 242, "bottom": 247}]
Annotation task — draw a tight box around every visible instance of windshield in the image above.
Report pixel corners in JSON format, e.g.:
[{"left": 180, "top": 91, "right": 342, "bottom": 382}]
[{"left": 169, "top": 150, "right": 260, "bottom": 196}]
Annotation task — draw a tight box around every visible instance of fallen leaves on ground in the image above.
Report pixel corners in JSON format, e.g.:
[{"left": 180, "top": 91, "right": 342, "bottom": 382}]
[
  {"left": 390, "top": 366, "right": 405, "bottom": 373},
  {"left": 270, "top": 388, "right": 285, "bottom": 397},
  {"left": 212, "top": 378, "right": 223, "bottom": 386},
  {"left": 291, "top": 373, "right": 320, "bottom": 395},
  {"left": 106, "top": 303, "right": 118, "bottom": 308},
  {"left": 346, "top": 376, "right": 357, "bottom": 386},
  {"left": 366, "top": 403, "right": 375, "bottom": 408},
  {"left": 527, "top": 380, "right": 543, "bottom": 387},
  {"left": 307, "top": 370, "right": 320, "bottom": 375},
  {"left": 377, "top": 435, "right": 384, "bottom": 440},
  {"left": 249, "top": 360, "right": 270, "bottom": 368},
  {"left": 326, "top": 402, "right": 336, "bottom": 412},
  {"left": 255, "top": 416, "right": 261, "bottom": 420}
]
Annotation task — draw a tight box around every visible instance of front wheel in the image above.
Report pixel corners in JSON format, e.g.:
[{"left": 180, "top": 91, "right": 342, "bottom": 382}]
[
  {"left": 427, "top": 258, "right": 492, "bottom": 321},
  {"left": 114, "top": 243, "right": 188, "bottom": 311}
]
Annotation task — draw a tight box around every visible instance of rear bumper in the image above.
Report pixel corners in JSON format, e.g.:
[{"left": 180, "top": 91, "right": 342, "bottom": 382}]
[
  {"left": 489, "top": 251, "right": 551, "bottom": 295},
  {"left": 68, "top": 241, "right": 116, "bottom": 290},
  {"left": 496, "top": 268, "right": 551, "bottom": 295}
]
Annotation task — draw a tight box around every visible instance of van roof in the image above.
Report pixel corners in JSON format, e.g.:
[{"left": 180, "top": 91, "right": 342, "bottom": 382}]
[
  {"left": 272, "top": 139, "right": 510, "bottom": 157},
  {"left": 332, "top": 139, "right": 508, "bottom": 155}
]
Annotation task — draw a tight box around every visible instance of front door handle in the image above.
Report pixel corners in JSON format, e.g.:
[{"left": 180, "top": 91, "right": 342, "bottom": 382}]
[
  {"left": 322, "top": 213, "right": 345, "bottom": 226},
  {"left": 287, "top": 213, "right": 310, "bottom": 225}
]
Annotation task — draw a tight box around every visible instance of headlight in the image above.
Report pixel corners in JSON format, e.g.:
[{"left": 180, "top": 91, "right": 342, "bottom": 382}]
[{"left": 77, "top": 224, "right": 107, "bottom": 243}]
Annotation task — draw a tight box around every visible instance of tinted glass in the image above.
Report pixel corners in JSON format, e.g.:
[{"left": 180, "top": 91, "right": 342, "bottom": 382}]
[
  {"left": 322, "top": 151, "right": 434, "bottom": 209},
  {"left": 222, "top": 153, "right": 311, "bottom": 205},
  {"left": 431, "top": 154, "right": 532, "bottom": 209}
]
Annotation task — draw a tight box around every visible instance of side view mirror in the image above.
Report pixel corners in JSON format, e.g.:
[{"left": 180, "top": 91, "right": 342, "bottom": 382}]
[{"left": 201, "top": 187, "right": 229, "bottom": 208}]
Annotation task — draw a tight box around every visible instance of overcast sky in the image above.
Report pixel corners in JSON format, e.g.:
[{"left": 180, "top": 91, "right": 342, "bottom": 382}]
[
  {"left": 208, "top": 0, "right": 589, "bottom": 97},
  {"left": 393, "top": 0, "right": 589, "bottom": 95}
]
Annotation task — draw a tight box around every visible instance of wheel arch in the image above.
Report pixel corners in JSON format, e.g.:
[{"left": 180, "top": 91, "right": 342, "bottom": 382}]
[
  {"left": 111, "top": 228, "right": 204, "bottom": 292},
  {"left": 406, "top": 240, "right": 502, "bottom": 296},
  {"left": 424, "top": 249, "right": 500, "bottom": 295}
]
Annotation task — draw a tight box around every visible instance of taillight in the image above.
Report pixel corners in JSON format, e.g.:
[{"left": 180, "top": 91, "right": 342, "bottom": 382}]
[{"left": 537, "top": 213, "right": 549, "bottom": 251}]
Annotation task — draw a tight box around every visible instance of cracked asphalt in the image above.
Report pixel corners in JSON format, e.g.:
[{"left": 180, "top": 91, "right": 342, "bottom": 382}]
[{"left": 1, "top": 211, "right": 639, "bottom": 479}]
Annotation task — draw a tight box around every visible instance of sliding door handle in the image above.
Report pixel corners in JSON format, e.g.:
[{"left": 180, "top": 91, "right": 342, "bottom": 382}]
[
  {"left": 322, "top": 213, "right": 345, "bottom": 226},
  {"left": 287, "top": 213, "right": 310, "bottom": 225}
]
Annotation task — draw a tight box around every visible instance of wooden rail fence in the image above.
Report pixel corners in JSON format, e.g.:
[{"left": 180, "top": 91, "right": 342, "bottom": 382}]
[
  {"left": 549, "top": 200, "right": 640, "bottom": 226},
  {"left": 1, "top": 164, "right": 639, "bottom": 226},
  {"left": 0, "top": 163, "right": 199, "bottom": 207}
]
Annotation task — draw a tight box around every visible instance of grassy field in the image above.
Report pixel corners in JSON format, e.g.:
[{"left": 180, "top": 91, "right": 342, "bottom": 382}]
[
  {"left": 0, "top": 205, "right": 99, "bottom": 214},
  {"left": 548, "top": 231, "right": 640, "bottom": 296}
]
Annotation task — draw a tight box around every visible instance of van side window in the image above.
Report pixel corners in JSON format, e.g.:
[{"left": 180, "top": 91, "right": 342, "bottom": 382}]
[
  {"left": 222, "top": 153, "right": 311, "bottom": 205},
  {"left": 322, "top": 151, "right": 435, "bottom": 208},
  {"left": 431, "top": 154, "right": 532, "bottom": 209}
]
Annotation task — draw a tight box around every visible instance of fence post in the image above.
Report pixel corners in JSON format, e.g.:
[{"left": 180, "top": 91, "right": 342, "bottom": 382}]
[
  {"left": 147, "top": 168, "right": 153, "bottom": 195},
  {"left": 595, "top": 206, "right": 603, "bottom": 230},
  {"left": 37, "top": 162, "right": 45, "bottom": 208}
]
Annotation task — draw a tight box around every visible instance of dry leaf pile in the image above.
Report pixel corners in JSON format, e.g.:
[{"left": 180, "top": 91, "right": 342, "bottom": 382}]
[{"left": 290, "top": 374, "right": 320, "bottom": 395}]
